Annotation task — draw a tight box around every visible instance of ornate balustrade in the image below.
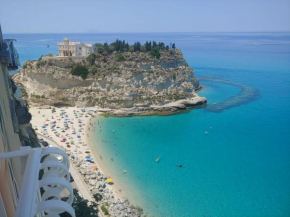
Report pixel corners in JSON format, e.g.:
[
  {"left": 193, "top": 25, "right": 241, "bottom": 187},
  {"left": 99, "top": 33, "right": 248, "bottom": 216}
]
[{"left": 0, "top": 147, "right": 75, "bottom": 217}]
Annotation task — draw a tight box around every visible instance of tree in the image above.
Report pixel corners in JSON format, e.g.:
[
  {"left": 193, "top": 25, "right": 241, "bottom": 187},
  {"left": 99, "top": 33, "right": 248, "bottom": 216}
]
[
  {"left": 86, "top": 53, "right": 96, "bottom": 66},
  {"left": 60, "top": 189, "right": 99, "bottom": 217},
  {"left": 145, "top": 41, "right": 152, "bottom": 51},
  {"left": 97, "top": 46, "right": 104, "bottom": 53},
  {"left": 93, "top": 193, "right": 103, "bottom": 202},
  {"left": 125, "top": 43, "right": 129, "bottom": 51},
  {"left": 172, "top": 43, "right": 176, "bottom": 50},
  {"left": 134, "top": 42, "right": 141, "bottom": 52},
  {"left": 103, "top": 42, "right": 109, "bottom": 53},
  {"left": 71, "top": 64, "right": 89, "bottom": 80},
  {"left": 95, "top": 43, "right": 104, "bottom": 54}
]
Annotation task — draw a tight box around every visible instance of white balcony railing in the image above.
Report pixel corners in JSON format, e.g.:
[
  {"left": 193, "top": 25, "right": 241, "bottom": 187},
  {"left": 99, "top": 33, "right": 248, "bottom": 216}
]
[{"left": 0, "top": 147, "right": 75, "bottom": 217}]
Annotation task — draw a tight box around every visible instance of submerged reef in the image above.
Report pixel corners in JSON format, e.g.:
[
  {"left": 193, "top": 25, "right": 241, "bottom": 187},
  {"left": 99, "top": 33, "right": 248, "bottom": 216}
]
[{"left": 200, "top": 78, "right": 259, "bottom": 113}]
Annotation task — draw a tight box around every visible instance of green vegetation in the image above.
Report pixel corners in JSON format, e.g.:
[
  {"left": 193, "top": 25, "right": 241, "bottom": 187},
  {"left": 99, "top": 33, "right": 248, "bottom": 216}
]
[
  {"left": 60, "top": 189, "right": 98, "bottom": 217},
  {"left": 37, "top": 60, "right": 46, "bottom": 68},
  {"left": 95, "top": 39, "right": 176, "bottom": 59},
  {"left": 149, "top": 48, "right": 161, "bottom": 59},
  {"left": 100, "top": 204, "right": 110, "bottom": 216},
  {"left": 36, "top": 56, "right": 47, "bottom": 68},
  {"left": 93, "top": 193, "right": 103, "bottom": 202},
  {"left": 29, "top": 128, "right": 40, "bottom": 148},
  {"left": 89, "top": 65, "right": 98, "bottom": 75},
  {"left": 31, "top": 94, "right": 46, "bottom": 99},
  {"left": 87, "top": 53, "right": 97, "bottom": 66},
  {"left": 61, "top": 97, "right": 69, "bottom": 102},
  {"left": 116, "top": 54, "right": 126, "bottom": 62},
  {"left": 71, "top": 64, "right": 89, "bottom": 80}
]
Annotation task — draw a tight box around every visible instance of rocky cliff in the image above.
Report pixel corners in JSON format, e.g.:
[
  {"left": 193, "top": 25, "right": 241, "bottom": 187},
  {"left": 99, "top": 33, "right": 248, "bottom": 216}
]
[{"left": 13, "top": 50, "right": 206, "bottom": 114}]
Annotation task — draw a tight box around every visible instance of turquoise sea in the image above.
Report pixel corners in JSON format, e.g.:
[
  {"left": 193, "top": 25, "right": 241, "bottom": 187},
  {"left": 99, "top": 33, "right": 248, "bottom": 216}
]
[{"left": 5, "top": 32, "right": 290, "bottom": 217}]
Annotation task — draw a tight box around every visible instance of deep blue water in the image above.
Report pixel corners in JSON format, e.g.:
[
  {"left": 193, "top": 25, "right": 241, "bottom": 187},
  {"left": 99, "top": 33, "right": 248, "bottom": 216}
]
[{"left": 5, "top": 32, "right": 290, "bottom": 217}]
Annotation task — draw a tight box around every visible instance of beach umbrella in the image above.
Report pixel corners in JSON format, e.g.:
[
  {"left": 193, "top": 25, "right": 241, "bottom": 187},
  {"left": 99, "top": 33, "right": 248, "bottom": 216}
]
[
  {"left": 85, "top": 151, "right": 90, "bottom": 153},
  {"left": 106, "top": 178, "right": 113, "bottom": 183},
  {"left": 42, "top": 126, "right": 46, "bottom": 129},
  {"left": 85, "top": 156, "right": 90, "bottom": 159},
  {"left": 88, "top": 154, "right": 92, "bottom": 157},
  {"left": 92, "top": 165, "right": 98, "bottom": 170}
]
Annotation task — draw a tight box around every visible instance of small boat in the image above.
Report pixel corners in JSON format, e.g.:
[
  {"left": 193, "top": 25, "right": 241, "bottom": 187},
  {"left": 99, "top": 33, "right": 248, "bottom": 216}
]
[{"left": 156, "top": 156, "right": 161, "bottom": 162}]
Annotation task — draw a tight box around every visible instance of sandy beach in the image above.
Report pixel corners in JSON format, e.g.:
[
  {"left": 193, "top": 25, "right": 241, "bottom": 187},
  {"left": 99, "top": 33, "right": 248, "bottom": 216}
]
[{"left": 30, "top": 106, "right": 132, "bottom": 204}]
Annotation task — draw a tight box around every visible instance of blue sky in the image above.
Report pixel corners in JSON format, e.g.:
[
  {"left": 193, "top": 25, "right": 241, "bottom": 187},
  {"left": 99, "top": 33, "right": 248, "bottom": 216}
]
[{"left": 1, "top": 0, "right": 290, "bottom": 33}]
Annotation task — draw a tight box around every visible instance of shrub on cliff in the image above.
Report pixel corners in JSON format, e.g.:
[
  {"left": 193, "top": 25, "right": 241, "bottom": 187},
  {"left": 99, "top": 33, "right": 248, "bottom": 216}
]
[
  {"left": 71, "top": 64, "right": 89, "bottom": 80},
  {"left": 87, "top": 53, "right": 96, "bottom": 66},
  {"left": 36, "top": 60, "right": 46, "bottom": 68},
  {"left": 116, "top": 54, "right": 126, "bottom": 62},
  {"left": 89, "top": 65, "right": 98, "bottom": 75},
  {"left": 150, "top": 48, "right": 161, "bottom": 59}
]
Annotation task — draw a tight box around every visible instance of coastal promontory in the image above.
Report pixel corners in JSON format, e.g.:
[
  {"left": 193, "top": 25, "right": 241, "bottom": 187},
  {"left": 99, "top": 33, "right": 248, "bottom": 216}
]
[{"left": 13, "top": 40, "right": 206, "bottom": 115}]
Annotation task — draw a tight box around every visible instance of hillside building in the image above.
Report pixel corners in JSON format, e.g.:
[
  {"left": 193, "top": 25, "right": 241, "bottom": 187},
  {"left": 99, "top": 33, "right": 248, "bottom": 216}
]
[{"left": 58, "top": 38, "right": 97, "bottom": 57}]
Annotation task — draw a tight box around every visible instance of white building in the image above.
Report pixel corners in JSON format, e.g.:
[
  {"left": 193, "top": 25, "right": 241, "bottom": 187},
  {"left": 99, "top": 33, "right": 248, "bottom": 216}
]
[{"left": 58, "top": 38, "right": 97, "bottom": 57}]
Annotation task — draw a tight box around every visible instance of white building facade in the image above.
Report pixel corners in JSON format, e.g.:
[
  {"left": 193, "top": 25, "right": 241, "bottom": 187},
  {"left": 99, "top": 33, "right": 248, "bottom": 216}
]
[{"left": 58, "top": 38, "right": 97, "bottom": 57}]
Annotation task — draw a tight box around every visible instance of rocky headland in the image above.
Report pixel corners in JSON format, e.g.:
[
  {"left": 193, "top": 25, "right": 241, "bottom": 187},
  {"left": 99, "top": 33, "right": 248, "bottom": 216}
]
[{"left": 13, "top": 49, "right": 206, "bottom": 115}]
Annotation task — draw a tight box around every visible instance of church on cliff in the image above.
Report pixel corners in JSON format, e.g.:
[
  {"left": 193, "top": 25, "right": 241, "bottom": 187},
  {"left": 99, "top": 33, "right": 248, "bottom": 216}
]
[{"left": 57, "top": 38, "right": 97, "bottom": 57}]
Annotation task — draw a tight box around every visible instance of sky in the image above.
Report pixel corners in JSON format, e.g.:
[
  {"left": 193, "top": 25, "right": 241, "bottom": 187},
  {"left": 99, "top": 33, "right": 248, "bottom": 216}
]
[{"left": 0, "top": 0, "right": 290, "bottom": 33}]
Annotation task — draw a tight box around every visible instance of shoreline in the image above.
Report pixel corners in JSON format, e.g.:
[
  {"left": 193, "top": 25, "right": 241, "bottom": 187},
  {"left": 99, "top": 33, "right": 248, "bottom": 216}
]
[
  {"left": 30, "top": 106, "right": 143, "bottom": 217},
  {"left": 100, "top": 103, "right": 207, "bottom": 117},
  {"left": 86, "top": 115, "right": 131, "bottom": 201}
]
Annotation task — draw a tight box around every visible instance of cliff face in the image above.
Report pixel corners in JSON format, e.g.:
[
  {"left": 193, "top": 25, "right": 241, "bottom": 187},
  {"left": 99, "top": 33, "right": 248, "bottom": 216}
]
[{"left": 14, "top": 50, "right": 206, "bottom": 113}]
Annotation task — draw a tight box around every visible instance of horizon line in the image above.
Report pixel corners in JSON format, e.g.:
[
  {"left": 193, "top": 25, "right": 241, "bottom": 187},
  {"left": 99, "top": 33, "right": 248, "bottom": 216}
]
[{"left": 3, "top": 30, "right": 290, "bottom": 34}]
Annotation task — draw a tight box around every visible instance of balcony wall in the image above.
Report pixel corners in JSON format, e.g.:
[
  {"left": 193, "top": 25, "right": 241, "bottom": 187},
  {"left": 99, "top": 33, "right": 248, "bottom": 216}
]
[{"left": 0, "top": 147, "right": 75, "bottom": 217}]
